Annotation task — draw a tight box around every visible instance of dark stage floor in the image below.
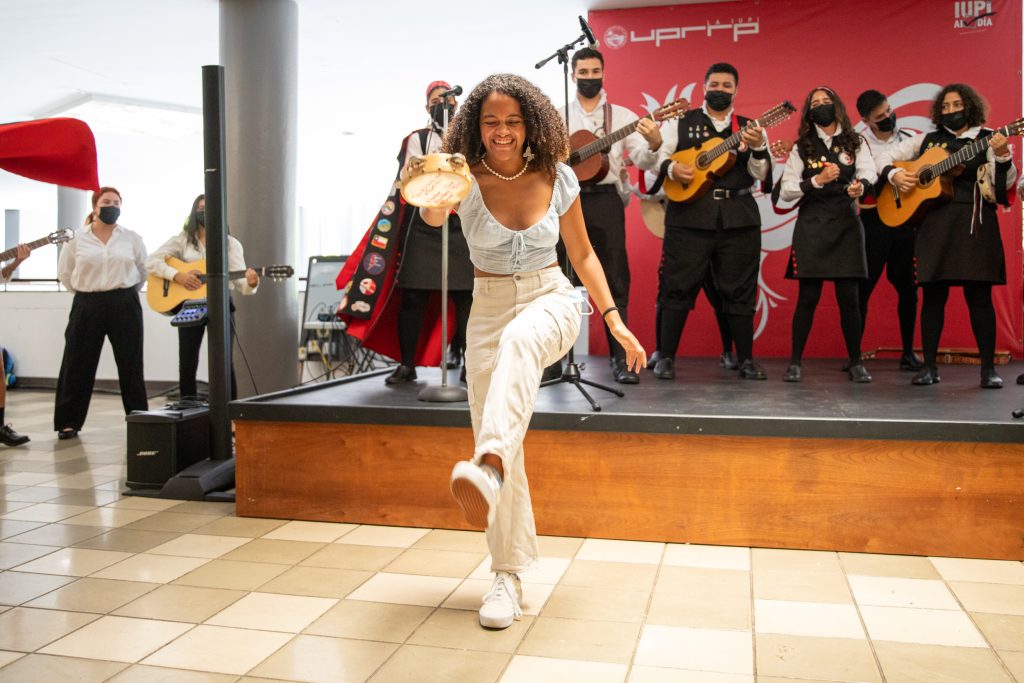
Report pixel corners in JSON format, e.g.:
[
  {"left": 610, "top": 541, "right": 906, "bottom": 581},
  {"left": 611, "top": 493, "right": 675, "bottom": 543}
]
[{"left": 233, "top": 356, "right": 1024, "bottom": 444}]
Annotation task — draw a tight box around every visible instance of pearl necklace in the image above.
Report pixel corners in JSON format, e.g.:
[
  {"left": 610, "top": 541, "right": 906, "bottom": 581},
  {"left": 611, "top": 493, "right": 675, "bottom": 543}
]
[{"left": 481, "top": 156, "right": 529, "bottom": 181}]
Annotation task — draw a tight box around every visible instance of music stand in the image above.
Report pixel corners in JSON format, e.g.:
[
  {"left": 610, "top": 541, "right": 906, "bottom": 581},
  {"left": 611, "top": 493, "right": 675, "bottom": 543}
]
[{"left": 535, "top": 21, "right": 624, "bottom": 412}]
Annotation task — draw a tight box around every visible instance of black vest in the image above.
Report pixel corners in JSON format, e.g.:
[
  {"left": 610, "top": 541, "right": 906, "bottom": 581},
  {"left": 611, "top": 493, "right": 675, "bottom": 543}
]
[
  {"left": 797, "top": 135, "right": 859, "bottom": 219},
  {"left": 920, "top": 128, "right": 993, "bottom": 204}
]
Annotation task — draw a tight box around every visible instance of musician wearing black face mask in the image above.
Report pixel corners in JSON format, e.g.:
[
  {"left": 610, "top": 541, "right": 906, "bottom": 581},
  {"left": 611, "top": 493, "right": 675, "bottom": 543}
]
[
  {"left": 876, "top": 83, "right": 1018, "bottom": 388},
  {"left": 384, "top": 80, "right": 474, "bottom": 385},
  {"left": 550, "top": 47, "right": 662, "bottom": 384},
  {"left": 649, "top": 62, "right": 771, "bottom": 382},
  {"left": 853, "top": 89, "right": 922, "bottom": 373}
]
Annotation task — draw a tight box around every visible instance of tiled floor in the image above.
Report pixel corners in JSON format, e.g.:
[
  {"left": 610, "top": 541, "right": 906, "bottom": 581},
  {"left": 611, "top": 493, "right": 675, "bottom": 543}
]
[{"left": 1, "top": 390, "right": 1022, "bottom": 682}]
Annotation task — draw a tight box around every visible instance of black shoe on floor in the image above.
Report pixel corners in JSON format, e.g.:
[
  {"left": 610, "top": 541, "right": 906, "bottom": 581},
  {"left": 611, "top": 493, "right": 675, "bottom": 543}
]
[
  {"left": 612, "top": 359, "right": 640, "bottom": 385},
  {"left": 385, "top": 365, "right": 417, "bottom": 385},
  {"left": 646, "top": 350, "right": 661, "bottom": 370},
  {"left": 0, "top": 424, "right": 29, "bottom": 446},
  {"left": 541, "top": 360, "right": 563, "bottom": 383},
  {"left": 782, "top": 364, "right": 802, "bottom": 382},
  {"left": 911, "top": 367, "right": 940, "bottom": 386},
  {"left": 653, "top": 357, "right": 675, "bottom": 380},
  {"left": 460, "top": 365, "right": 467, "bottom": 383},
  {"left": 899, "top": 351, "right": 924, "bottom": 371},
  {"left": 1017, "top": 373, "right": 1024, "bottom": 385},
  {"left": 720, "top": 351, "right": 739, "bottom": 371},
  {"left": 839, "top": 358, "right": 852, "bottom": 372},
  {"left": 980, "top": 367, "right": 1003, "bottom": 389},
  {"left": 738, "top": 359, "right": 767, "bottom": 380},
  {"left": 446, "top": 349, "right": 462, "bottom": 370},
  {"left": 56, "top": 428, "right": 79, "bottom": 441},
  {"left": 848, "top": 363, "right": 872, "bottom": 383}
]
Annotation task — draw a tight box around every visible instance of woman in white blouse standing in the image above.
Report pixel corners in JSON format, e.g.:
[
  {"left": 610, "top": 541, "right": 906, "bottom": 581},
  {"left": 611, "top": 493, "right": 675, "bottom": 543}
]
[
  {"left": 420, "top": 74, "right": 646, "bottom": 630},
  {"left": 146, "top": 194, "right": 259, "bottom": 400},
  {"left": 55, "top": 186, "right": 148, "bottom": 439}
]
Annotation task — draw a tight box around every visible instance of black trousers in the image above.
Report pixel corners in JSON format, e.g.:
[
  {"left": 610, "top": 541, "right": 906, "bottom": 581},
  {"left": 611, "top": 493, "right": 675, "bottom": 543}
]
[
  {"left": 178, "top": 319, "right": 237, "bottom": 401},
  {"left": 54, "top": 288, "right": 148, "bottom": 430},
  {"left": 397, "top": 288, "right": 473, "bottom": 367},
  {"left": 859, "top": 209, "right": 917, "bottom": 354},
  {"left": 920, "top": 282, "right": 996, "bottom": 370}
]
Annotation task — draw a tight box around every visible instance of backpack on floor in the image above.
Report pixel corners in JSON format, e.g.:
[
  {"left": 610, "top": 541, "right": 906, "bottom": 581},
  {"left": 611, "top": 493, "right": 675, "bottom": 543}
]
[{"left": 2, "top": 347, "right": 15, "bottom": 387}]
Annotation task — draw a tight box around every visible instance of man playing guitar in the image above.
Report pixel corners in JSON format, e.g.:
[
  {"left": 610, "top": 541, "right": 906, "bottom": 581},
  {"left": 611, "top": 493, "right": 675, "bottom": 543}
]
[
  {"left": 561, "top": 47, "right": 662, "bottom": 384},
  {"left": 649, "top": 62, "right": 771, "bottom": 381}
]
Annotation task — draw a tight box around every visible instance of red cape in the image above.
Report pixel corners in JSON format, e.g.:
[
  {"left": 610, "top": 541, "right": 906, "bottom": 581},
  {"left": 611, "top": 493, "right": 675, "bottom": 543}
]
[{"left": 0, "top": 118, "right": 99, "bottom": 191}]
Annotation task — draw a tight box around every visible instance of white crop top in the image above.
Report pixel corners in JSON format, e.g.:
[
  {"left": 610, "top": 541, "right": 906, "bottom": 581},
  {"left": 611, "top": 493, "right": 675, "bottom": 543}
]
[{"left": 456, "top": 162, "right": 579, "bottom": 274}]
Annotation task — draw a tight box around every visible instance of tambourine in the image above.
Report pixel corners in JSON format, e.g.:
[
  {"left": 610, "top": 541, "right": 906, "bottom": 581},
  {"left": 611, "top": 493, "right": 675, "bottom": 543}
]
[{"left": 400, "top": 153, "right": 473, "bottom": 208}]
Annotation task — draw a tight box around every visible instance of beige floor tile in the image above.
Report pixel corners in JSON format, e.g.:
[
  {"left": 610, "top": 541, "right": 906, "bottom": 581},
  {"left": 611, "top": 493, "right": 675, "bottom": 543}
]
[
  {"left": 49, "top": 489, "right": 121, "bottom": 506},
  {"left": 930, "top": 556, "right": 1024, "bottom": 585},
  {"left": 206, "top": 591, "right": 336, "bottom": 632},
  {"left": 304, "top": 599, "right": 431, "bottom": 642},
  {"left": 61, "top": 507, "right": 158, "bottom": 529},
  {"left": 655, "top": 566, "right": 751, "bottom": 599},
  {"left": 541, "top": 584, "right": 649, "bottom": 622},
  {"left": 191, "top": 516, "right": 286, "bottom": 537},
  {"left": 205, "top": 537, "right": 325, "bottom": 566},
  {"left": 628, "top": 667, "right": 752, "bottom": 682},
  {"left": 141, "top": 625, "right": 293, "bottom": 675},
  {"left": 647, "top": 589, "right": 750, "bottom": 630},
  {"left": 949, "top": 580, "right": 1024, "bottom": 616},
  {"left": 300, "top": 543, "right": 403, "bottom": 571},
  {"left": 121, "top": 512, "right": 223, "bottom": 534},
  {"left": 0, "top": 541, "right": 60, "bottom": 569},
  {"left": 0, "top": 519, "right": 46, "bottom": 540},
  {"left": 1000, "top": 650, "right": 1024, "bottom": 680},
  {"left": 860, "top": 605, "right": 987, "bottom": 647},
  {"left": 257, "top": 566, "right": 372, "bottom": 599},
  {"left": 873, "top": 640, "right": 1013, "bottom": 683},
  {"left": 558, "top": 559, "right": 658, "bottom": 593},
  {"left": 40, "top": 615, "right": 193, "bottom": 662},
  {"left": 754, "top": 599, "right": 864, "bottom": 639},
  {"left": 751, "top": 548, "right": 842, "bottom": 574},
  {"left": 146, "top": 534, "right": 251, "bottom": 559},
  {"left": 407, "top": 607, "right": 532, "bottom": 653},
  {"left": 42, "top": 473, "right": 120, "bottom": 489},
  {"left": 163, "top": 501, "right": 236, "bottom": 516},
  {"left": 384, "top": 547, "right": 485, "bottom": 578},
  {"left": 334, "top": 524, "right": 430, "bottom": 548},
  {"left": 576, "top": 538, "right": 665, "bottom": 564},
  {"left": 972, "top": 612, "right": 1024, "bottom": 651},
  {"left": 636, "top": 624, "right": 752, "bottom": 674},
  {"left": 536, "top": 535, "right": 584, "bottom": 558},
  {"left": 848, "top": 574, "right": 959, "bottom": 609},
  {"left": 500, "top": 654, "right": 626, "bottom": 683},
  {"left": 0, "top": 653, "right": 128, "bottom": 682},
  {"left": 375, "top": 643, "right": 508, "bottom": 683},
  {"left": 469, "top": 556, "right": 572, "bottom": 585},
  {"left": 260, "top": 520, "right": 357, "bottom": 543},
  {"left": 107, "top": 664, "right": 237, "bottom": 682},
  {"left": 662, "top": 544, "right": 750, "bottom": 571},
  {"left": 0, "top": 501, "right": 33, "bottom": 514},
  {"left": 347, "top": 572, "right": 461, "bottom": 607},
  {"left": 0, "top": 503, "right": 96, "bottom": 523},
  {"left": 412, "top": 528, "right": 488, "bottom": 553},
  {"left": 247, "top": 634, "right": 398, "bottom": 683},
  {"left": 753, "top": 569, "right": 852, "bottom": 604},
  {"left": 0, "top": 606, "right": 100, "bottom": 651},
  {"left": 104, "top": 497, "right": 182, "bottom": 512},
  {"left": 114, "top": 585, "right": 247, "bottom": 623},
  {"left": 171, "top": 559, "right": 290, "bottom": 590},
  {"left": 73, "top": 528, "right": 183, "bottom": 553},
  {"left": 443, "top": 578, "right": 554, "bottom": 616},
  {"left": 0, "top": 650, "right": 26, "bottom": 668},
  {"left": 3, "top": 487, "right": 64, "bottom": 503},
  {"left": 755, "top": 633, "right": 881, "bottom": 681},
  {"left": 0, "top": 570, "right": 76, "bottom": 605},
  {"left": 13, "top": 546, "right": 132, "bottom": 576},
  {"left": 5, "top": 522, "right": 107, "bottom": 547},
  {"left": 521, "top": 615, "right": 640, "bottom": 664},
  {"left": 839, "top": 552, "right": 941, "bottom": 579},
  {"left": 0, "top": 472, "right": 57, "bottom": 486},
  {"left": 26, "top": 577, "right": 159, "bottom": 613},
  {"left": 92, "top": 554, "right": 211, "bottom": 583}
]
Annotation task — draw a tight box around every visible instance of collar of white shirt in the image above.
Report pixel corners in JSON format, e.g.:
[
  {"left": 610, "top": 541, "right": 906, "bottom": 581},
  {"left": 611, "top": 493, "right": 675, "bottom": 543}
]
[
  {"left": 814, "top": 123, "right": 844, "bottom": 146},
  {"left": 945, "top": 125, "right": 982, "bottom": 140}
]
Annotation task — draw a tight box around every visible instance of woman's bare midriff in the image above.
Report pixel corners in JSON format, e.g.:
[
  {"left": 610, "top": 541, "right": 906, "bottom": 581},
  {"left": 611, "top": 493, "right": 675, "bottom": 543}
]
[{"left": 474, "top": 262, "right": 560, "bottom": 278}]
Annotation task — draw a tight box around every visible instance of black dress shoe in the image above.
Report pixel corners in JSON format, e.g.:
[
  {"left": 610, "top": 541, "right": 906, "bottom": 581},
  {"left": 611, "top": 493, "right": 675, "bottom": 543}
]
[
  {"left": 839, "top": 358, "right": 852, "bottom": 372},
  {"left": 899, "top": 351, "right": 924, "bottom": 371},
  {"left": 0, "top": 424, "right": 29, "bottom": 446},
  {"left": 848, "top": 363, "right": 872, "bottom": 383},
  {"left": 612, "top": 359, "right": 640, "bottom": 385},
  {"left": 646, "top": 350, "right": 661, "bottom": 370},
  {"left": 738, "top": 359, "right": 767, "bottom": 380},
  {"left": 1017, "top": 373, "right": 1024, "bottom": 385},
  {"left": 56, "top": 428, "right": 79, "bottom": 440},
  {"left": 460, "top": 365, "right": 467, "bottom": 383},
  {"left": 720, "top": 351, "right": 739, "bottom": 370},
  {"left": 911, "top": 367, "right": 940, "bottom": 385},
  {"left": 782, "top": 364, "right": 802, "bottom": 382},
  {"left": 653, "top": 357, "right": 675, "bottom": 380},
  {"left": 541, "top": 360, "right": 563, "bottom": 383},
  {"left": 980, "top": 367, "right": 1003, "bottom": 389},
  {"left": 385, "top": 365, "right": 417, "bottom": 384},
  {"left": 446, "top": 348, "right": 462, "bottom": 370}
]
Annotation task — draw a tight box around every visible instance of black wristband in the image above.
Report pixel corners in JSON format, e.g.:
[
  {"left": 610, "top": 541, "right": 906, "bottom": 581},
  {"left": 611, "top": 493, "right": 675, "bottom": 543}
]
[
  {"left": 751, "top": 147, "right": 770, "bottom": 160},
  {"left": 601, "top": 306, "right": 619, "bottom": 320}
]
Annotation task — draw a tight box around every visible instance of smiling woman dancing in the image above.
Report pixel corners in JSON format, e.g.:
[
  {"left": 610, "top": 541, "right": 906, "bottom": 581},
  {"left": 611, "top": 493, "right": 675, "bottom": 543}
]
[{"left": 418, "top": 74, "right": 646, "bottom": 630}]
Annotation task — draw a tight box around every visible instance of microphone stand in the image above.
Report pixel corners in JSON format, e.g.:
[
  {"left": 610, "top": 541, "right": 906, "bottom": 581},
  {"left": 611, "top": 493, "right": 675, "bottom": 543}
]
[{"left": 535, "top": 31, "right": 624, "bottom": 412}]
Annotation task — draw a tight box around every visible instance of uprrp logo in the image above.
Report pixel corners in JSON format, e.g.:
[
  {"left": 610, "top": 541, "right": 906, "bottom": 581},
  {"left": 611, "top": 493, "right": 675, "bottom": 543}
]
[
  {"left": 954, "top": 1, "right": 996, "bottom": 29},
  {"left": 603, "top": 25, "right": 628, "bottom": 50}
]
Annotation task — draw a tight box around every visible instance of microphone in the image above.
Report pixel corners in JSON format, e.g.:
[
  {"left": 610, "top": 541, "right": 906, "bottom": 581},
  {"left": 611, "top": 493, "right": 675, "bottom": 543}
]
[
  {"left": 579, "top": 15, "right": 599, "bottom": 48},
  {"left": 440, "top": 85, "right": 462, "bottom": 97}
]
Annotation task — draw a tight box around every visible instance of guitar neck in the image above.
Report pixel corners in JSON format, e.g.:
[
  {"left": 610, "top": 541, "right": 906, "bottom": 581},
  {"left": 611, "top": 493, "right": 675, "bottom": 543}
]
[
  {"left": 198, "top": 269, "right": 250, "bottom": 283},
  {"left": 0, "top": 236, "right": 54, "bottom": 262},
  {"left": 703, "top": 103, "right": 794, "bottom": 163},
  {"left": 574, "top": 113, "right": 654, "bottom": 162},
  {"left": 932, "top": 126, "right": 1010, "bottom": 176}
]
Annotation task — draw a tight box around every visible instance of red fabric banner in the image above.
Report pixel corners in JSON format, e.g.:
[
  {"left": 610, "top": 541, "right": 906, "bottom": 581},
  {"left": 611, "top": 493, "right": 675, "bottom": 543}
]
[
  {"left": 590, "top": 0, "right": 1023, "bottom": 358},
  {"left": 0, "top": 118, "right": 100, "bottom": 192}
]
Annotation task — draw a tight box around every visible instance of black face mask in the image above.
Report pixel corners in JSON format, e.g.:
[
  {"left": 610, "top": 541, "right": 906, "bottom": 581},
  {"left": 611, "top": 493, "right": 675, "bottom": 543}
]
[
  {"left": 196, "top": 210, "right": 205, "bottom": 226},
  {"left": 809, "top": 103, "right": 836, "bottom": 127},
  {"left": 705, "top": 90, "right": 733, "bottom": 112},
  {"left": 577, "top": 78, "right": 603, "bottom": 99},
  {"left": 98, "top": 206, "right": 120, "bottom": 225},
  {"left": 875, "top": 112, "right": 897, "bottom": 133},
  {"left": 940, "top": 110, "right": 968, "bottom": 131},
  {"left": 430, "top": 103, "right": 455, "bottom": 129}
]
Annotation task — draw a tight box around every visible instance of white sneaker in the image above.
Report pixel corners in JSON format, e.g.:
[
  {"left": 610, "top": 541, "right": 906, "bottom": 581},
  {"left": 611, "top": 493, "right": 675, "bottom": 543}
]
[
  {"left": 450, "top": 460, "right": 500, "bottom": 528},
  {"left": 479, "top": 571, "right": 522, "bottom": 629}
]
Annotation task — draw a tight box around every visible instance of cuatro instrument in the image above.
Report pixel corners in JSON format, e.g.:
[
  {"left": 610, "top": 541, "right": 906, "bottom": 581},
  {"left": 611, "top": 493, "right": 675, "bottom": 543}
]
[
  {"left": 0, "top": 228, "right": 74, "bottom": 263},
  {"left": 146, "top": 257, "right": 294, "bottom": 314},
  {"left": 400, "top": 153, "right": 474, "bottom": 208}
]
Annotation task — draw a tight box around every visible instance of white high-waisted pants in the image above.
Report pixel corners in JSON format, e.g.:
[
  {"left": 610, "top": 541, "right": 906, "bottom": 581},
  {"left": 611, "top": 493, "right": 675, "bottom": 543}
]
[{"left": 464, "top": 266, "right": 581, "bottom": 574}]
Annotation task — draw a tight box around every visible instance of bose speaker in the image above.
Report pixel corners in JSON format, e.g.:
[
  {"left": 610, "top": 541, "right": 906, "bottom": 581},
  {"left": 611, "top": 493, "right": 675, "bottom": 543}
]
[{"left": 126, "top": 407, "right": 210, "bottom": 489}]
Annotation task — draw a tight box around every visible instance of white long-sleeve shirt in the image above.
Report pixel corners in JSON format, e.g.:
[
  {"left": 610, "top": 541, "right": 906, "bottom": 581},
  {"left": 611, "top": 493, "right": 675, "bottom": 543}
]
[
  {"left": 58, "top": 224, "right": 147, "bottom": 293},
  {"left": 654, "top": 103, "right": 770, "bottom": 181},
  {"left": 779, "top": 125, "right": 878, "bottom": 202},
  {"left": 145, "top": 232, "right": 258, "bottom": 295},
  {"left": 564, "top": 91, "right": 662, "bottom": 189}
]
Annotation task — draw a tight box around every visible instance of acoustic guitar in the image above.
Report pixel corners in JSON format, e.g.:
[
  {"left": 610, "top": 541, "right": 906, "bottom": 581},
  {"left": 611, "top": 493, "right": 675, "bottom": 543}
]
[
  {"left": 0, "top": 228, "right": 74, "bottom": 263},
  {"left": 662, "top": 101, "right": 797, "bottom": 203},
  {"left": 146, "top": 257, "right": 294, "bottom": 314},
  {"left": 568, "top": 99, "right": 689, "bottom": 183},
  {"left": 876, "top": 118, "right": 1024, "bottom": 227}
]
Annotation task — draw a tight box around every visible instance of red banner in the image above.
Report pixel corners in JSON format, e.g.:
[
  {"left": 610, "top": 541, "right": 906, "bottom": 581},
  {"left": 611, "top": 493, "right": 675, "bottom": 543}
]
[{"left": 590, "top": 0, "right": 1022, "bottom": 358}]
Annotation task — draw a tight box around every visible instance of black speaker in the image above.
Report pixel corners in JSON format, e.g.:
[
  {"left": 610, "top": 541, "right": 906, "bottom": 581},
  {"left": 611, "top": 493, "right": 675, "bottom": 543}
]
[{"left": 126, "top": 407, "right": 210, "bottom": 489}]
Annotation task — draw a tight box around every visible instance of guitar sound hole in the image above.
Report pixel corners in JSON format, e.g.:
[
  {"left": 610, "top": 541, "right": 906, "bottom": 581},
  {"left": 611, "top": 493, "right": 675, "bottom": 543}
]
[
  {"left": 918, "top": 168, "right": 932, "bottom": 186},
  {"left": 696, "top": 153, "right": 709, "bottom": 169}
]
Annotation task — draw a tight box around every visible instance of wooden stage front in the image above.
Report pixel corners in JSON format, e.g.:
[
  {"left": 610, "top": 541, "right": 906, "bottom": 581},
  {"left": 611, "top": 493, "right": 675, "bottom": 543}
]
[{"left": 231, "top": 357, "right": 1024, "bottom": 560}]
